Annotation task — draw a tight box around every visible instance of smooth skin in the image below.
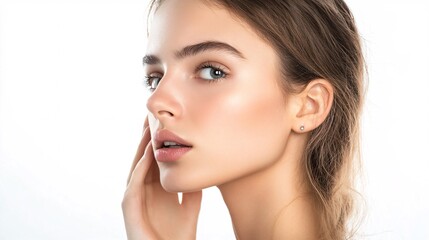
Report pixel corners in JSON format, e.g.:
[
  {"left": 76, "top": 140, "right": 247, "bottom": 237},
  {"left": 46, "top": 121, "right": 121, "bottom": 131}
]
[{"left": 122, "top": 0, "right": 334, "bottom": 239}]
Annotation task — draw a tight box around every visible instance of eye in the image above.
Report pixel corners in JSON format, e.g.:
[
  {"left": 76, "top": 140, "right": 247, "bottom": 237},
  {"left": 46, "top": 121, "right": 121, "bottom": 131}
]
[
  {"left": 198, "top": 64, "right": 227, "bottom": 81},
  {"left": 144, "top": 74, "right": 162, "bottom": 91}
]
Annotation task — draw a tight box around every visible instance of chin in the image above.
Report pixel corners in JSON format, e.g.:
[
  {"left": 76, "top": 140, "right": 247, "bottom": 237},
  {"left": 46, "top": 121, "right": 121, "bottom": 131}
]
[
  {"left": 159, "top": 169, "right": 214, "bottom": 193},
  {"left": 160, "top": 178, "right": 204, "bottom": 193},
  {"left": 160, "top": 179, "right": 183, "bottom": 193}
]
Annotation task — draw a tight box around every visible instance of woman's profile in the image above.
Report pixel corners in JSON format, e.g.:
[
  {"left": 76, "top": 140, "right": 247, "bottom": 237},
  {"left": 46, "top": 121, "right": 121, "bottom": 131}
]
[{"left": 122, "top": 0, "right": 364, "bottom": 239}]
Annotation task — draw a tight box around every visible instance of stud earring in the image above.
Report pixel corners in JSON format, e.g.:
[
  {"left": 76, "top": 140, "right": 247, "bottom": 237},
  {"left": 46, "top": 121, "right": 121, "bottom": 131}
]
[{"left": 300, "top": 125, "right": 305, "bottom": 131}]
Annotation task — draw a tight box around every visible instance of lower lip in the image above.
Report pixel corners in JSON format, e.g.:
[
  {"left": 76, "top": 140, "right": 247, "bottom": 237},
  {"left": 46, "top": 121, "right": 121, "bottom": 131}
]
[{"left": 155, "top": 147, "right": 192, "bottom": 162}]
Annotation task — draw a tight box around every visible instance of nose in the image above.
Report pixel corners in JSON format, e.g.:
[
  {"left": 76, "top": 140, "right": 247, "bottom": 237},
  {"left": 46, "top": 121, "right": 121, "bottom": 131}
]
[{"left": 146, "top": 75, "right": 182, "bottom": 121}]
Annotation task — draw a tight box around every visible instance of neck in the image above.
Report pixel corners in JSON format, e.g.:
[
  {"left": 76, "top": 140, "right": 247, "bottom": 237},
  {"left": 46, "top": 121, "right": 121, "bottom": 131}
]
[{"left": 217, "top": 133, "right": 320, "bottom": 239}]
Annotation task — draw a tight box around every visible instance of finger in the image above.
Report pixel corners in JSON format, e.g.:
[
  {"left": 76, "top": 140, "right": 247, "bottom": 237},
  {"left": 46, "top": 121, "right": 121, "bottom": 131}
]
[
  {"left": 127, "top": 127, "right": 151, "bottom": 185},
  {"left": 122, "top": 143, "right": 158, "bottom": 240},
  {"left": 143, "top": 116, "right": 149, "bottom": 130},
  {"left": 144, "top": 152, "right": 160, "bottom": 184},
  {"left": 141, "top": 117, "right": 148, "bottom": 136},
  {"left": 128, "top": 142, "right": 154, "bottom": 187}
]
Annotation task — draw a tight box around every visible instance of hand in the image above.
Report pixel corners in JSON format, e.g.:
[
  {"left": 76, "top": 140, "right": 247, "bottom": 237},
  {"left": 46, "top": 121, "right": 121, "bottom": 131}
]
[{"left": 122, "top": 119, "right": 203, "bottom": 240}]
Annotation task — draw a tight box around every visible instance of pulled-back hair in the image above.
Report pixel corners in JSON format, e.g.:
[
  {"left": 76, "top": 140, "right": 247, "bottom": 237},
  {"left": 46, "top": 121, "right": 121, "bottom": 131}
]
[{"left": 148, "top": 0, "right": 364, "bottom": 239}]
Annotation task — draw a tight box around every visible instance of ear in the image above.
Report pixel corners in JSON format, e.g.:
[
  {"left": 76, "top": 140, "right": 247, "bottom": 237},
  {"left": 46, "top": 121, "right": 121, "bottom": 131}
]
[{"left": 291, "top": 79, "right": 334, "bottom": 133}]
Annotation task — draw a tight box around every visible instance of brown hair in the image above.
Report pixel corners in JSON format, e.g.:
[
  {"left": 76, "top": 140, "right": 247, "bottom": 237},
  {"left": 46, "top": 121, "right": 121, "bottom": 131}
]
[{"left": 148, "top": 0, "right": 364, "bottom": 239}]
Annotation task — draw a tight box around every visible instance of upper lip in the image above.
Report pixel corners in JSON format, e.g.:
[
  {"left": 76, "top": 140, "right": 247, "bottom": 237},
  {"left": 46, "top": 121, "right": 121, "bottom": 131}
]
[{"left": 154, "top": 129, "right": 192, "bottom": 150}]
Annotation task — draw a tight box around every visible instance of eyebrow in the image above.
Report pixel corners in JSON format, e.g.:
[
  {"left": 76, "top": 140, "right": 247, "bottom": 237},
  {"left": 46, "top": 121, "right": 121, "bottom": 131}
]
[{"left": 142, "top": 41, "right": 245, "bottom": 66}]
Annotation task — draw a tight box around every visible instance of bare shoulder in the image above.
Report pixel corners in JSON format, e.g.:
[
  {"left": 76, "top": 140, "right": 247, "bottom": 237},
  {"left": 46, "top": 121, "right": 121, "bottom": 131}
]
[{"left": 272, "top": 195, "right": 321, "bottom": 240}]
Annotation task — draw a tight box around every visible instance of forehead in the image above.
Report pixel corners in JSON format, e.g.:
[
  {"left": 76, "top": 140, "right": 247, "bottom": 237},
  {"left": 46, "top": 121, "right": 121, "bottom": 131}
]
[{"left": 146, "top": 0, "right": 264, "bottom": 57}]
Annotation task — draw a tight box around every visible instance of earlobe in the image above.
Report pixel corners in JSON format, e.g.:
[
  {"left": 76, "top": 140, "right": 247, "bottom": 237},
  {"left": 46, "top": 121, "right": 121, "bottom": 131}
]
[{"left": 293, "top": 79, "right": 333, "bottom": 133}]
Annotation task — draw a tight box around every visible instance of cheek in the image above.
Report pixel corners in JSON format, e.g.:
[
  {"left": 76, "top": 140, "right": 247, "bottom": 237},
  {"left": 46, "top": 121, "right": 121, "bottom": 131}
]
[
  {"left": 214, "top": 92, "right": 288, "bottom": 154},
  {"left": 204, "top": 73, "right": 288, "bottom": 138},
  {"left": 183, "top": 80, "right": 292, "bottom": 184}
]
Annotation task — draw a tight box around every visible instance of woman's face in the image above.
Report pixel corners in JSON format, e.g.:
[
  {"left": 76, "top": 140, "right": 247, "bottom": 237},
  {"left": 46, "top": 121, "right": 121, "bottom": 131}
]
[{"left": 146, "top": 0, "right": 295, "bottom": 192}]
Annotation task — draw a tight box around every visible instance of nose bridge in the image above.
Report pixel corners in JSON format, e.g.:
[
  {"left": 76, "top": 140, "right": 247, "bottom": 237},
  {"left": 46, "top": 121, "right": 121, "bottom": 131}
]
[{"left": 146, "top": 72, "right": 182, "bottom": 119}]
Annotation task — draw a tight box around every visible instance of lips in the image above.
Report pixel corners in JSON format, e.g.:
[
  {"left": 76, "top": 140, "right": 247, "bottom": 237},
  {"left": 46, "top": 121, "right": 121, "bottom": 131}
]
[
  {"left": 154, "top": 129, "right": 192, "bottom": 162},
  {"left": 154, "top": 129, "right": 192, "bottom": 150}
]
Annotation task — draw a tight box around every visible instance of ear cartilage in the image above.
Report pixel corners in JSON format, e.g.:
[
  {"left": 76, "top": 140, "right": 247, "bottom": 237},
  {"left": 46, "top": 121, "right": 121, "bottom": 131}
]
[{"left": 300, "top": 125, "right": 305, "bottom": 131}]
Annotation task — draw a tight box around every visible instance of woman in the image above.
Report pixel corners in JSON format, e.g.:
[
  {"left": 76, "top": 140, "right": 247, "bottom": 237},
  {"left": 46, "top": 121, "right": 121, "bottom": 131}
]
[{"left": 122, "top": 0, "right": 364, "bottom": 239}]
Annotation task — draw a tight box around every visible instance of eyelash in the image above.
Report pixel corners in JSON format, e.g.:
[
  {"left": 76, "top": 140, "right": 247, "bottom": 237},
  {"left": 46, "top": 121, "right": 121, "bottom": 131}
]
[
  {"left": 144, "top": 62, "right": 229, "bottom": 91},
  {"left": 195, "top": 62, "right": 229, "bottom": 82},
  {"left": 144, "top": 74, "right": 162, "bottom": 92}
]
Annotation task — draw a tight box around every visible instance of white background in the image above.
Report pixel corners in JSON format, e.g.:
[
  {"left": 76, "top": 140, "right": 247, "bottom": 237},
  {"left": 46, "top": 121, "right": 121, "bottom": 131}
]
[{"left": 0, "top": 0, "right": 428, "bottom": 239}]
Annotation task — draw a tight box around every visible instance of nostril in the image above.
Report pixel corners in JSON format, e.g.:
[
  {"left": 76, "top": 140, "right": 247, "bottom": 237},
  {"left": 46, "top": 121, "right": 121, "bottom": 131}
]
[{"left": 158, "top": 110, "right": 174, "bottom": 117}]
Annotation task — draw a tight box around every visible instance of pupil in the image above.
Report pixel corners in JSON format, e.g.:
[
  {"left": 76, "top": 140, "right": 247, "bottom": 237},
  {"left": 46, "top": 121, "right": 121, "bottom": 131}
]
[{"left": 211, "top": 69, "right": 223, "bottom": 78}]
